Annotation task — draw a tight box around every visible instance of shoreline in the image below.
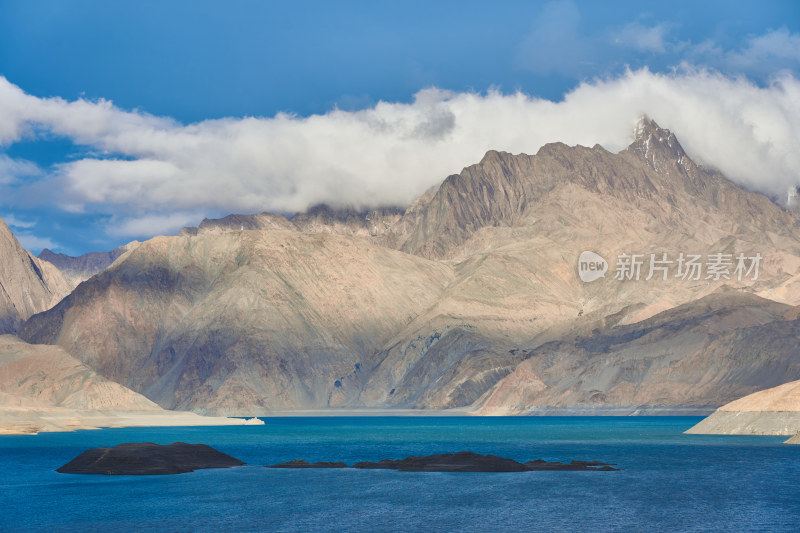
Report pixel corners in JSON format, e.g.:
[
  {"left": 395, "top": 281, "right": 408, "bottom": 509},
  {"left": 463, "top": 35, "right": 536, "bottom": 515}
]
[
  {"left": 0, "top": 407, "right": 262, "bottom": 435},
  {"left": 1, "top": 405, "right": 719, "bottom": 435},
  {"left": 191, "top": 407, "right": 475, "bottom": 417},
  {"left": 192, "top": 406, "right": 715, "bottom": 417}
]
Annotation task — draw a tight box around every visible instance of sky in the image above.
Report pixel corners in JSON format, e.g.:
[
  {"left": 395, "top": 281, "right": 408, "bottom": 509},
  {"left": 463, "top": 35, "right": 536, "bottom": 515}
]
[{"left": 1, "top": 0, "right": 799, "bottom": 255}]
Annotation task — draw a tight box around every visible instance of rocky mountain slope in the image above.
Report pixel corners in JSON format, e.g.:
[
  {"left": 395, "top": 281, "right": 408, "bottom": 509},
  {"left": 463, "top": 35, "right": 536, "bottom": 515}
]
[
  {"left": 395, "top": 118, "right": 797, "bottom": 261},
  {"left": 39, "top": 241, "right": 140, "bottom": 287},
  {"left": 22, "top": 231, "right": 453, "bottom": 410},
  {"left": 0, "top": 334, "right": 159, "bottom": 411},
  {"left": 0, "top": 217, "right": 71, "bottom": 334},
  {"left": 17, "top": 118, "right": 800, "bottom": 413},
  {"left": 686, "top": 379, "right": 800, "bottom": 438},
  {"left": 355, "top": 118, "right": 800, "bottom": 409},
  {"left": 473, "top": 291, "right": 800, "bottom": 414},
  {"left": 0, "top": 335, "right": 259, "bottom": 434}
]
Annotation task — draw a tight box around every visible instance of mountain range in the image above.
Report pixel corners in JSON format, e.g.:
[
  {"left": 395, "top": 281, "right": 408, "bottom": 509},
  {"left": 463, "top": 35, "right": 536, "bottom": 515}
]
[
  {"left": 38, "top": 241, "right": 140, "bottom": 288},
  {"left": 5, "top": 117, "right": 800, "bottom": 418},
  {"left": 0, "top": 218, "right": 71, "bottom": 335}
]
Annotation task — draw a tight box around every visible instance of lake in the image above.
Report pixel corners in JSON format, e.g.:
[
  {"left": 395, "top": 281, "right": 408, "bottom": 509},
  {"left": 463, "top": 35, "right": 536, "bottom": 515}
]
[{"left": 0, "top": 417, "right": 796, "bottom": 532}]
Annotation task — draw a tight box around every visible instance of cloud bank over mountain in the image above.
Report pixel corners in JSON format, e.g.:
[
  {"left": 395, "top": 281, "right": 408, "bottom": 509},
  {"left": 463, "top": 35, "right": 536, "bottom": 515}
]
[{"left": 0, "top": 67, "right": 798, "bottom": 238}]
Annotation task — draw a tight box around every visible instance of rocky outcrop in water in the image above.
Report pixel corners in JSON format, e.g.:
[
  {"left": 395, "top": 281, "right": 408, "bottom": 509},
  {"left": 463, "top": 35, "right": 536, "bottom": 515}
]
[
  {"left": 56, "top": 442, "right": 245, "bottom": 475},
  {"left": 268, "top": 451, "right": 619, "bottom": 472}
]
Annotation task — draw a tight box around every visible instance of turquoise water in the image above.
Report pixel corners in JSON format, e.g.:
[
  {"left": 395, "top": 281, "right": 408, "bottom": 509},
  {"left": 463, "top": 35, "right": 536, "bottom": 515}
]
[{"left": 0, "top": 417, "right": 796, "bottom": 532}]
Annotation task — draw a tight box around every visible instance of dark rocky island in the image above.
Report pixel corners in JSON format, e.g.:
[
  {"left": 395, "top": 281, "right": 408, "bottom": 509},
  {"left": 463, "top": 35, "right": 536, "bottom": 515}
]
[
  {"left": 56, "top": 442, "right": 245, "bottom": 475},
  {"left": 267, "top": 451, "right": 619, "bottom": 472}
]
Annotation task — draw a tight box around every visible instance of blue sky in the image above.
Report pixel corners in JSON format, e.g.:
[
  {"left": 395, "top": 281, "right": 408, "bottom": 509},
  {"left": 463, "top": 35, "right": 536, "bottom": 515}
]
[{"left": 1, "top": 0, "right": 799, "bottom": 255}]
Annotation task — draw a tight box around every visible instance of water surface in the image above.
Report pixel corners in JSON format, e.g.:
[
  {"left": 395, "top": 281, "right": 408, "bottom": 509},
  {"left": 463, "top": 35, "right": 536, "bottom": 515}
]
[{"left": 0, "top": 417, "right": 795, "bottom": 532}]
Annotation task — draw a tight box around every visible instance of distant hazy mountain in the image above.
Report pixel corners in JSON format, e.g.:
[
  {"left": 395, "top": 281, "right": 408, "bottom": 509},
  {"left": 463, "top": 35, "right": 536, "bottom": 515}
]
[
  {"left": 0, "top": 217, "right": 71, "bottom": 334},
  {"left": 180, "top": 204, "right": 405, "bottom": 240},
  {"left": 19, "top": 119, "right": 800, "bottom": 413},
  {"left": 39, "top": 241, "right": 140, "bottom": 287}
]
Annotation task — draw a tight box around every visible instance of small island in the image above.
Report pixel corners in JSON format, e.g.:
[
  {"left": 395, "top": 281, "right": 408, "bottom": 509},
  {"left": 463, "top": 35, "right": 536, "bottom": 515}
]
[
  {"left": 267, "top": 451, "right": 619, "bottom": 472},
  {"left": 56, "top": 442, "right": 245, "bottom": 475}
]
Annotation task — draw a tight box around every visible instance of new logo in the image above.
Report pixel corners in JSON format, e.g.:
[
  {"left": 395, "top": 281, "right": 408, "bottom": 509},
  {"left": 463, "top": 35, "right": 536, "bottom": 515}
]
[{"left": 578, "top": 251, "right": 608, "bottom": 283}]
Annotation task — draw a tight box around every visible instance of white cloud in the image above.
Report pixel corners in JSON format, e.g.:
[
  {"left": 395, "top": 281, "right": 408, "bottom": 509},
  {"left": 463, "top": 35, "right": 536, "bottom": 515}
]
[
  {"left": 514, "top": 1, "right": 800, "bottom": 81},
  {"left": 14, "top": 232, "right": 56, "bottom": 252},
  {"left": 0, "top": 154, "right": 40, "bottom": 184},
  {"left": 0, "top": 68, "right": 799, "bottom": 239},
  {"left": 2, "top": 214, "right": 36, "bottom": 228},
  {"left": 687, "top": 29, "right": 800, "bottom": 78},
  {"left": 515, "top": 1, "right": 595, "bottom": 77},
  {"left": 737, "top": 28, "right": 800, "bottom": 62},
  {"left": 613, "top": 22, "right": 668, "bottom": 53},
  {"left": 106, "top": 211, "right": 210, "bottom": 238}
]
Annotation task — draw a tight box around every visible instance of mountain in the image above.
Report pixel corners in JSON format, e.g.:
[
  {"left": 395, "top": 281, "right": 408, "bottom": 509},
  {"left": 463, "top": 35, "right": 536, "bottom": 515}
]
[
  {"left": 392, "top": 117, "right": 797, "bottom": 261},
  {"left": 179, "top": 204, "right": 404, "bottom": 240},
  {"left": 22, "top": 230, "right": 453, "bottom": 410},
  {"left": 686, "top": 378, "right": 800, "bottom": 438},
  {"left": 0, "top": 334, "right": 159, "bottom": 411},
  {"left": 474, "top": 291, "right": 800, "bottom": 415},
  {"left": 354, "top": 118, "right": 800, "bottom": 409},
  {"left": 0, "top": 217, "right": 72, "bottom": 334},
  {"left": 18, "top": 118, "right": 800, "bottom": 413},
  {"left": 39, "top": 241, "right": 140, "bottom": 287},
  {"left": 0, "top": 335, "right": 259, "bottom": 434}
]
